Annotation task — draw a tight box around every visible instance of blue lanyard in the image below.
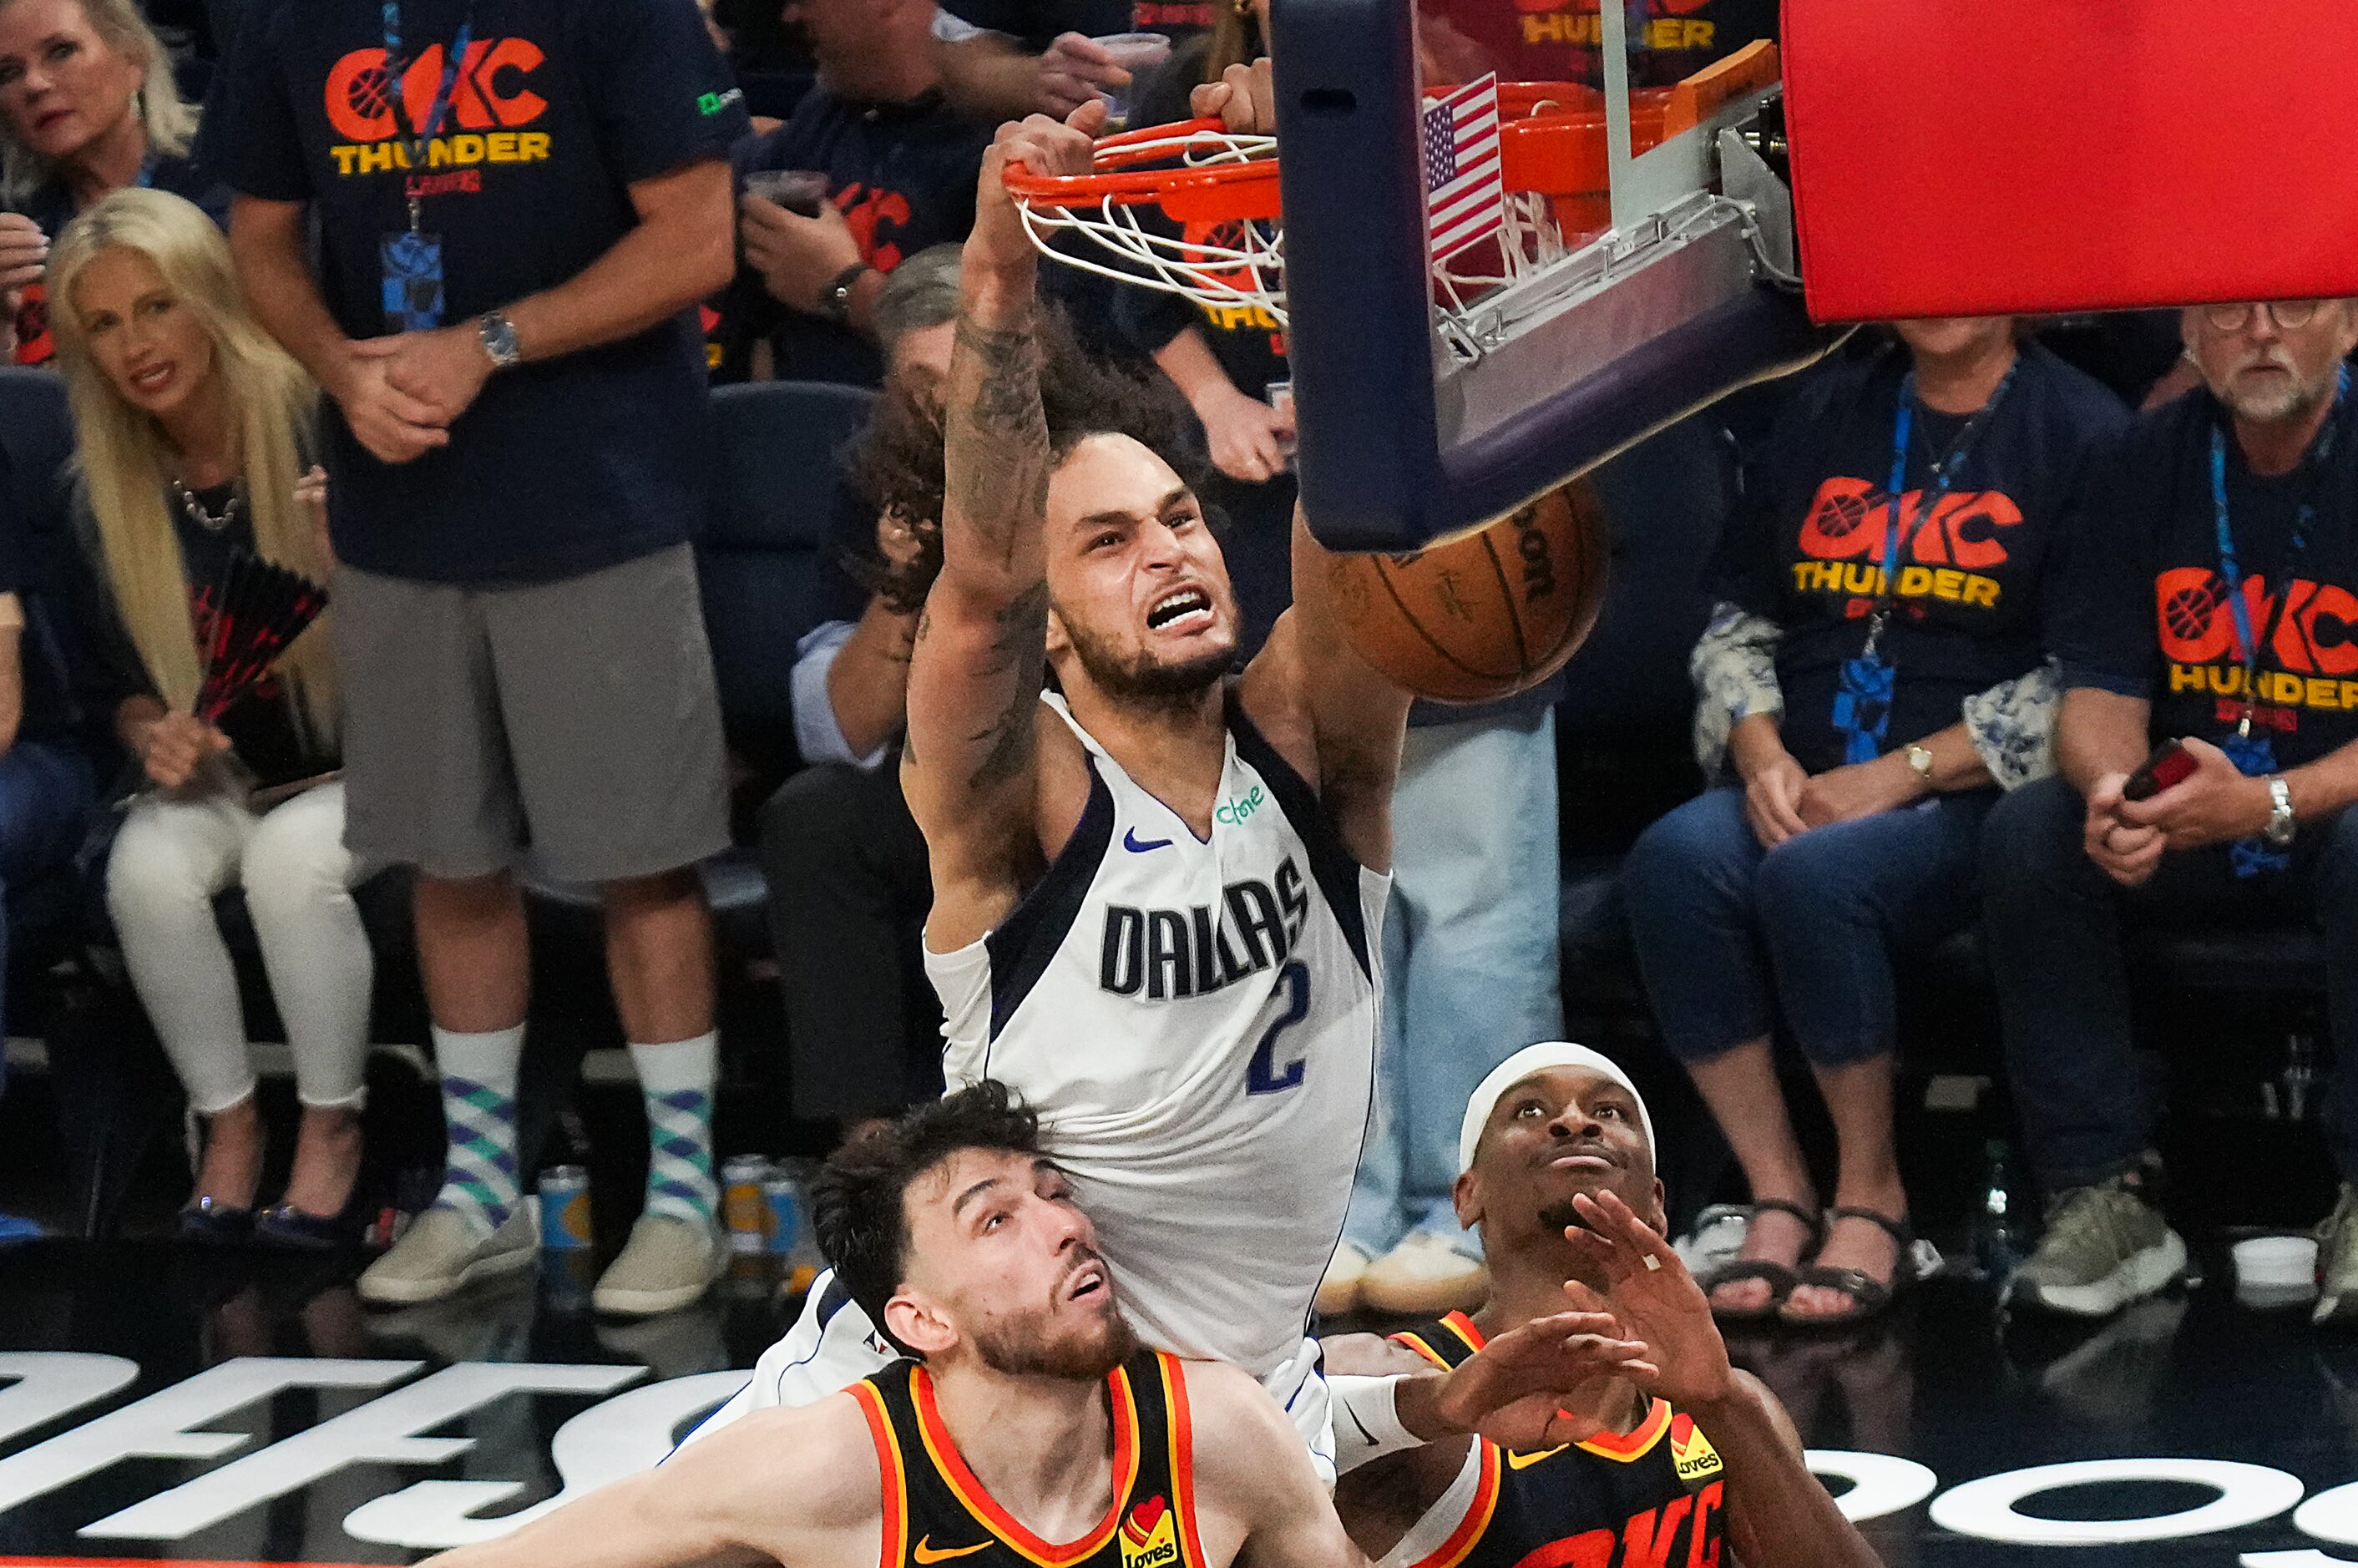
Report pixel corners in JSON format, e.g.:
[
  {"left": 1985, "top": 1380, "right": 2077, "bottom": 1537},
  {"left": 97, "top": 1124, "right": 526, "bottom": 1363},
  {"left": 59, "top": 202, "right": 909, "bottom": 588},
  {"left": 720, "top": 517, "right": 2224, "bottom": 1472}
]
[
  {"left": 2209, "top": 364, "right": 2349, "bottom": 734},
  {"left": 1862, "top": 362, "right": 2018, "bottom": 659},
  {"left": 381, "top": 0, "right": 475, "bottom": 231}
]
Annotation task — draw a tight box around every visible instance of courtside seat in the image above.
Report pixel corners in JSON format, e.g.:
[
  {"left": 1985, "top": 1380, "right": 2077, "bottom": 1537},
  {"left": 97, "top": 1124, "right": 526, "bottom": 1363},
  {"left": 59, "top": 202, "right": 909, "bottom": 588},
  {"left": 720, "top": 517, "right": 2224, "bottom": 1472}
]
[{"left": 0, "top": 368, "right": 151, "bottom": 984}]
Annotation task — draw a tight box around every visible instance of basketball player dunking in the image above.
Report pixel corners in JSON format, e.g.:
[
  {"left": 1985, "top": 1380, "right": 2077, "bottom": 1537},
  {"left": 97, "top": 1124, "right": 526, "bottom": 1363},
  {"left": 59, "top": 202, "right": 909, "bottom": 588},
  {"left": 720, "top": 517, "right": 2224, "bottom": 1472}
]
[
  {"left": 697, "top": 96, "right": 1424, "bottom": 1467},
  {"left": 423, "top": 1088, "right": 1661, "bottom": 1568}
]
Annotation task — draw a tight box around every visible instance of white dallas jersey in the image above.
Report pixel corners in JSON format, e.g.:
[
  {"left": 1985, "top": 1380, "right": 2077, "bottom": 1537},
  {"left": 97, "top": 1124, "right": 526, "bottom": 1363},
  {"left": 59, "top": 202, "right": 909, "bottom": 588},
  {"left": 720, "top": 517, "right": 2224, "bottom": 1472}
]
[
  {"left": 930, "top": 690, "right": 1388, "bottom": 1372},
  {"left": 691, "top": 689, "right": 1385, "bottom": 1453}
]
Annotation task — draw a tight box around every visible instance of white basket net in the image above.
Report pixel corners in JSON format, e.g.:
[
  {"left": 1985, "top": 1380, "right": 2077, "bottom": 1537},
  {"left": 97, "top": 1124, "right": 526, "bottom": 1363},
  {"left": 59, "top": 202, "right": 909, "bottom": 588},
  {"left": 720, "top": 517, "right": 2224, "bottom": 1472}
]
[{"left": 1010, "top": 124, "right": 1583, "bottom": 360}]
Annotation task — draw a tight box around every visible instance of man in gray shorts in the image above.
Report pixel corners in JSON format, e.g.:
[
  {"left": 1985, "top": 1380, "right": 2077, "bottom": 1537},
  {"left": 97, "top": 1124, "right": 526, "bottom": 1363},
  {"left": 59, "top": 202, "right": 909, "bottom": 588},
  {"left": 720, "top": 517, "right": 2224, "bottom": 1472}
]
[{"left": 206, "top": 0, "right": 750, "bottom": 1314}]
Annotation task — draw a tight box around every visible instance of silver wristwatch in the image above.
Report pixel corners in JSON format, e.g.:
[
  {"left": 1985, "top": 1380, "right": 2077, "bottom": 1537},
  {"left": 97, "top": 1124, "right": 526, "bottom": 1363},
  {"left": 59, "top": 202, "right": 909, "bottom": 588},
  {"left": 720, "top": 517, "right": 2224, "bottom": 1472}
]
[
  {"left": 1905, "top": 744, "right": 1935, "bottom": 787},
  {"left": 477, "top": 310, "right": 523, "bottom": 370},
  {"left": 2264, "top": 776, "right": 2297, "bottom": 847}
]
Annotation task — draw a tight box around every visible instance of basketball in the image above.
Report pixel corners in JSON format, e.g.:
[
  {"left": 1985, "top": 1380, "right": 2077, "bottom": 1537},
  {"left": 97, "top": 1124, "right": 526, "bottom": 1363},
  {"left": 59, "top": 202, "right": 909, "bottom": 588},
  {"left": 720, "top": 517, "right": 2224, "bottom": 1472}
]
[{"left": 1328, "top": 480, "right": 1611, "bottom": 703}]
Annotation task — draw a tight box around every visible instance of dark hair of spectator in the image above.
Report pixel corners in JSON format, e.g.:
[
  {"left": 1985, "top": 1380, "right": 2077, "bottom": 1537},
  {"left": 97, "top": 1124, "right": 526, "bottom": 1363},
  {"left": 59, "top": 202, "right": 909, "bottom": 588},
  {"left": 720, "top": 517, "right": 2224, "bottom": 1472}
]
[
  {"left": 809, "top": 1080, "right": 1049, "bottom": 1354},
  {"left": 843, "top": 306, "right": 1209, "bottom": 612}
]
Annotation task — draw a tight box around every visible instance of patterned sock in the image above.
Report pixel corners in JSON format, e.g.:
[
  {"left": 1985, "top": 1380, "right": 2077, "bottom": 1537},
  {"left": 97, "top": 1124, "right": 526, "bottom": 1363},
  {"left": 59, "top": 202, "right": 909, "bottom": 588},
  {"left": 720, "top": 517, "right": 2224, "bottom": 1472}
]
[
  {"left": 428, "top": 1024, "right": 524, "bottom": 1237},
  {"left": 630, "top": 1032, "right": 719, "bottom": 1228}
]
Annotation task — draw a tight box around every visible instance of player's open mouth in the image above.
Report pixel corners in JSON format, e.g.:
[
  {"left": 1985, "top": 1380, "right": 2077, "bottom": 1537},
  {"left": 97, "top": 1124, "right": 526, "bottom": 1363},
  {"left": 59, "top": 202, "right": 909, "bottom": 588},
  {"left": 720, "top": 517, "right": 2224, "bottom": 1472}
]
[
  {"left": 1065, "top": 1263, "right": 1107, "bottom": 1302},
  {"left": 1146, "top": 587, "right": 1213, "bottom": 632}
]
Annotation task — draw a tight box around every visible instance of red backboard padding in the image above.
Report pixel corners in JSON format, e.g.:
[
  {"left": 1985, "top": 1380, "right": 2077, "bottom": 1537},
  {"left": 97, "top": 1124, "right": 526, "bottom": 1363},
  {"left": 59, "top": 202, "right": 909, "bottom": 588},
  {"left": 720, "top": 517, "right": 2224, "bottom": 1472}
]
[{"left": 1783, "top": 0, "right": 2358, "bottom": 321}]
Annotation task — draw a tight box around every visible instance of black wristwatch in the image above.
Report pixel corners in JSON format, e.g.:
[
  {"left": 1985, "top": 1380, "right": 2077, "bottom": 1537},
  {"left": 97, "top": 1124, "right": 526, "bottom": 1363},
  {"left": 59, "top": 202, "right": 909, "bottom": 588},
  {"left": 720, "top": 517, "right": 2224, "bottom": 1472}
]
[{"left": 817, "top": 262, "right": 871, "bottom": 326}]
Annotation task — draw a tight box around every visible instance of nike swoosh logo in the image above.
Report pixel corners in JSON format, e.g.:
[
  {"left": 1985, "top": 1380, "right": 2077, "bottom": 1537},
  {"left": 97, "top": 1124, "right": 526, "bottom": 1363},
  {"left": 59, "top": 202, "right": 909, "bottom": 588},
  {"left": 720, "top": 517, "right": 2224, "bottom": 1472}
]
[
  {"left": 1507, "top": 1445, "right": 1568, "bottom": 1469},
  {"left": 913, "top": 1537, "right": 994, "bottom": 1563},
  {"left": 1123, "top": 827, "right": 1173, "bottom": 852}
]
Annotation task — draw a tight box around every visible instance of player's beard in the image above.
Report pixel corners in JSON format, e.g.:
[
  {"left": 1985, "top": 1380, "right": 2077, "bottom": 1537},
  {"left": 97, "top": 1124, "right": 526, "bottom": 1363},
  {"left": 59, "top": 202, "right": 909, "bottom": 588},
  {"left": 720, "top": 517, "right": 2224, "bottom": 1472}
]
[
  {"left": 973, "top": 1305, "right": 1140, "bottom": 1382},
  {"left": 1059, "top": 603, "right": 1237, "bottom": 712},
  {"left": 1539, "top": 1200, "right": 1586, "bottom": 1237}
]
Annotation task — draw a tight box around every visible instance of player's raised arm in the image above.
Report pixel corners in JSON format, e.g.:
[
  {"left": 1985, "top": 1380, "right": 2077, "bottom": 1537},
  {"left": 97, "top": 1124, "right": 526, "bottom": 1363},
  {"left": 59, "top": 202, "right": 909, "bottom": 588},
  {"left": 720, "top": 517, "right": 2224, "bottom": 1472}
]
[
  {"left": 1241, "top": 505, "right": 1415, "bottom": 873},
  {"left": 903, "top": 107, "right": 1102, "bottom": 947},
  {"left": 415, "top": 1399, "right": 881, "bottom": 1568}
]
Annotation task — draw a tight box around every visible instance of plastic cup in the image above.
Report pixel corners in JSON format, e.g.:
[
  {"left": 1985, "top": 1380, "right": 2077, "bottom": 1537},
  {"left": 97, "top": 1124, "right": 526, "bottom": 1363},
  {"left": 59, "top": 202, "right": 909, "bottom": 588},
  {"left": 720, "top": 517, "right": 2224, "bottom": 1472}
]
[
  {"left": 2232, "top": 1233, "right": 2317, "bottom": 1308},
  {"left": 745, "top": 168, "right": 830, "bottom": 216},
  {"left": 1091, "top": 32, "right": 1172, "bottom": 128}
]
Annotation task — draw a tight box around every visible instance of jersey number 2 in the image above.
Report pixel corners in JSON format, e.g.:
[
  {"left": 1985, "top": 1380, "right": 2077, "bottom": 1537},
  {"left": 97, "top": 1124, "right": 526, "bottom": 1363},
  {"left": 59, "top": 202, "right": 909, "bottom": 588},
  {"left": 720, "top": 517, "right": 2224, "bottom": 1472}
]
[{"left": 1247, "top": 961, "right": 1312, "bottom": 1095}]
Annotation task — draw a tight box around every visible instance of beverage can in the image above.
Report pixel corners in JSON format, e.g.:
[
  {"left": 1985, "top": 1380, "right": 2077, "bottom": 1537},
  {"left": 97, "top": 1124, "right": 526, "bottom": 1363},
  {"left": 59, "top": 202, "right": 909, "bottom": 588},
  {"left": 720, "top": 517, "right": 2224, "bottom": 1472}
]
[
  {"left": 722, "top": 1156, "right": 776, "bottom": 1255},
  {"left": 542, "top": 1249, "right": 597, "bottom": 1315},
  {"left": 538, "top": 1165, "right": 592, "bottom": 1252},
  {"left": 763, "top": 1169, "right": 805, "bottom": 1258}
]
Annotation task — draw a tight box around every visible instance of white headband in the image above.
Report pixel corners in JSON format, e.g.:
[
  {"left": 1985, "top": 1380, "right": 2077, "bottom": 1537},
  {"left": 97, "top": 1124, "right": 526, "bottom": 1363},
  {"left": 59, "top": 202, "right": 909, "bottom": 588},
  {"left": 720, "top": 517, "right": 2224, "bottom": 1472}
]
[{"left": 1458, "top": 1042, "right": 1657, "bottom": 1175}]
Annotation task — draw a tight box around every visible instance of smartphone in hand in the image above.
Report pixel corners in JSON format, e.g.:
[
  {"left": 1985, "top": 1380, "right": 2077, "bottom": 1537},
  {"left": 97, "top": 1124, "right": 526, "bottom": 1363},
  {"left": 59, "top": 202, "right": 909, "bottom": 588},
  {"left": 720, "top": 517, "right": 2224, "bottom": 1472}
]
[{"left": 2122, "top": 740, "right": 2194, "bottom": 802}]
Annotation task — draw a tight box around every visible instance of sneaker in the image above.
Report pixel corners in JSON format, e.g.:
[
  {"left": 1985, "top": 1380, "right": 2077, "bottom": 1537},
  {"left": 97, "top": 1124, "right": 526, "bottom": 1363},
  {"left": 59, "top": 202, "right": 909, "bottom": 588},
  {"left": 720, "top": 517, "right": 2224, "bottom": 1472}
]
[
  {"left": 593, "top": 1213, "right": 726, "bottom": 1318},
  {"left": 1318, "top": 1242, "right": 1373, "bottom": 1318},
  {"left": 2315, "top": 1185, "right": 2358, "bottom": 1328},
  {"left": 2011, "top": 1168, "right": 2187, "bottom": 1318},
  {"left": 357, "top": 1206, "right": 539, "bottom": 1306},
  {"left": 1361, "top": 1230, "right": 1489, "bottom": 1317}
]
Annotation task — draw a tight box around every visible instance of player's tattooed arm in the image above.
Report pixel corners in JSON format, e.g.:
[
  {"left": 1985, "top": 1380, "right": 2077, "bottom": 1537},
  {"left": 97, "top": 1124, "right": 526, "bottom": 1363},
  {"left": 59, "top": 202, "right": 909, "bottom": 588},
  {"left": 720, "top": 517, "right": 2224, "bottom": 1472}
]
[
  {"left": 945, "top": 311, "right": 1052, "bottom": 576},
  {"left": 904, "top": 113, "right": 1098, "bottom": 946}
]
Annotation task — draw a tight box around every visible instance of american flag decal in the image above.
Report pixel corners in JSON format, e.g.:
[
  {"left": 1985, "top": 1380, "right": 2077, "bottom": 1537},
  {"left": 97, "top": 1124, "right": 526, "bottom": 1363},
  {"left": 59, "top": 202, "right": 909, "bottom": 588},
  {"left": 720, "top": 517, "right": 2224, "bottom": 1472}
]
[{"left": 1422, "top": 73, "right": 1505, "bottom": 263}]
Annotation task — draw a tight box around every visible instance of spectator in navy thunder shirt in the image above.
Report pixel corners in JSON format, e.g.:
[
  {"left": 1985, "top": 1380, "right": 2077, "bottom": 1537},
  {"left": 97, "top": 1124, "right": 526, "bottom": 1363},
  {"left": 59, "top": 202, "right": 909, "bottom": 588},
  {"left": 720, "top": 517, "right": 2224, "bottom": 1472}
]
[{"left": 207, "top": 0, "right": 746, "bottom": 1317}]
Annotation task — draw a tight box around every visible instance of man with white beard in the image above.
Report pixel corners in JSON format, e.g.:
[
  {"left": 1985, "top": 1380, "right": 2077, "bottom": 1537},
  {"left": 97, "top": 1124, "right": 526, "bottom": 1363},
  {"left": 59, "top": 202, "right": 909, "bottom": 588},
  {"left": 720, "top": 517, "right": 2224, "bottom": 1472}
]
[{"left": 1978, "top": 298, "right": 2358, "bottom": 1323}]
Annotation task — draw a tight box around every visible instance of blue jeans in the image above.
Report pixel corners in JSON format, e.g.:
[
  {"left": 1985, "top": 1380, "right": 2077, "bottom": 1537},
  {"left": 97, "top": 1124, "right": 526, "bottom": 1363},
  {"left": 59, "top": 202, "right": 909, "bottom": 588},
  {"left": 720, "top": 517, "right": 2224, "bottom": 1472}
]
[
  {"left": 1624, "top": 786, "right": 1992, "bottom": 1068},
  {"left": 1343, "top": 710, "right": 1563, "bottom": 1259},
  {"left": 1981, "top": 776, "right": 2358, "bottom": 1192},
  {"left": 0, "top": 741, "right": 98, "bottom": 1099}
]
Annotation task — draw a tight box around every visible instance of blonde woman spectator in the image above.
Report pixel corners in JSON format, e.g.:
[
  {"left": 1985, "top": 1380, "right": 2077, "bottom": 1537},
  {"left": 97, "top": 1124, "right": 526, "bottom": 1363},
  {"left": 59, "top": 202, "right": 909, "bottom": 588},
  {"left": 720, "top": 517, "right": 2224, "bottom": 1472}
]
[
  {"left": 50, "top": 187, "right": 367, "bottom": 1247},
  {"left": 0, "top": 0, "right": 222, "bottom": 362}
]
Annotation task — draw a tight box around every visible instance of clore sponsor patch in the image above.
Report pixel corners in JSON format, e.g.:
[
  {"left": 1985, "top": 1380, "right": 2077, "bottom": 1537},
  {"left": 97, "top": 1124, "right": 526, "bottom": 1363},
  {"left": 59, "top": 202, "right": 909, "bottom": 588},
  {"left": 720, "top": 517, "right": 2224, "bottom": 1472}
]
[{"left": 1670, "top": 1412, "right": 1724, "bottom": 1490}]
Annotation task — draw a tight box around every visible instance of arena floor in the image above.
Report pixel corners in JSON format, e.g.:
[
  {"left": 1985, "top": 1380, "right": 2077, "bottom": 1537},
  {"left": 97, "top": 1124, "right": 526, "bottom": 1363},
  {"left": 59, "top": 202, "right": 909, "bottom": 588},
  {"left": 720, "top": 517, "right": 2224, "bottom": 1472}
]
[{"left": 0, "top": 1234, "right": 2355, "bottom": 1566}]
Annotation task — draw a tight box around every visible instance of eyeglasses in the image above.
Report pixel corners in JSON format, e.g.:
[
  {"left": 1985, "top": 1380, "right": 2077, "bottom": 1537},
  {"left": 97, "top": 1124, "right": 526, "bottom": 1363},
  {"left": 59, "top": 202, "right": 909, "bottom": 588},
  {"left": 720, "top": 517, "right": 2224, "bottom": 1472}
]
[{"left": 2203, "top": 300, "right": 2324, "bottom": 332}]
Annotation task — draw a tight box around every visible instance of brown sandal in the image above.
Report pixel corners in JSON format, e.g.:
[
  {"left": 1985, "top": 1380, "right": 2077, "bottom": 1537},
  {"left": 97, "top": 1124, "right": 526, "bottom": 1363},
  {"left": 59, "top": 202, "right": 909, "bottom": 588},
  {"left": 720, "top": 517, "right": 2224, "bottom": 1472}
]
[
  {"left": 1700, "top": 1198, "right": 1822, "bottom": 1323},
  {"left": 1780, "top": 1207, "right": 1916, "bottom": 1329}
]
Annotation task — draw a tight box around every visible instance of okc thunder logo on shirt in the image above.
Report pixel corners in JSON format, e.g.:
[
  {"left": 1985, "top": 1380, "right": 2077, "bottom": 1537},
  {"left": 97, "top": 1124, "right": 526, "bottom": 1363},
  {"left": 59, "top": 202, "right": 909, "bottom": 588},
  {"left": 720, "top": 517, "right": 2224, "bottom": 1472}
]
[
  {"left": 1788, "top": 475, "right": 2025, "bottom": 615},
  {"left": 2153, "top": 568, "right": 2358, "bottom": 723},
  {"left": 320, "top": 38, "right": 554, "bottom": 184}
]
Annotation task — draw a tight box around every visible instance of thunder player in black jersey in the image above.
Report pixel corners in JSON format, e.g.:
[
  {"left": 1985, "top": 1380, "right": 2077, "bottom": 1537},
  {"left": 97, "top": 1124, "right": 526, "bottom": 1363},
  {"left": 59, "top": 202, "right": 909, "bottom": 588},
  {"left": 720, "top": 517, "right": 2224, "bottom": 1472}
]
[
  {"left": 419, "top": 1085, "right": 1662, "bottom": 1568},
  {"left": 1328, "top": 1045, "right": 1883, "bottom": 1568}
]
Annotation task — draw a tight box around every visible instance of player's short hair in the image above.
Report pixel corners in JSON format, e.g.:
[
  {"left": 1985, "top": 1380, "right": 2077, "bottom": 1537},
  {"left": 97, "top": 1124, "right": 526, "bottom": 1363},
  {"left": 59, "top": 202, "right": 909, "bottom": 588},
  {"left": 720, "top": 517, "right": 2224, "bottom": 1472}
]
[{"left": 811, "top": 1081, "right": 1049, "bottom": 1353}]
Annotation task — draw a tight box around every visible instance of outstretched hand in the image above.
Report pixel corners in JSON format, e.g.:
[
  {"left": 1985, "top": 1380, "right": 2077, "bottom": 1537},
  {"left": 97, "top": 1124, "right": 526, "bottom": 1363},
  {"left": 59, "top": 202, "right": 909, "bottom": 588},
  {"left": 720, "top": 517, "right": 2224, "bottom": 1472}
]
[
  {"left": 1429, "top": 1308, "right": 1657, "bottom": 1451},
  {"left": 1561, "top": 1190, "right": 1735, "bottom": 1409}
]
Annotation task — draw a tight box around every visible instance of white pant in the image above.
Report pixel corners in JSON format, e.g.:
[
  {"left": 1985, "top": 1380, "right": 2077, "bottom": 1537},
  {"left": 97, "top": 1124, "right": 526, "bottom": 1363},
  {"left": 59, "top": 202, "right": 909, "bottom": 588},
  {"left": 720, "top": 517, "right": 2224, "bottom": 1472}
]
[
  {"left": 106, "top": 781, "right": 372, "bottom": 1114},
  {"left": 678, "top": 1269, "right": 1340, "bottom": 1486}
]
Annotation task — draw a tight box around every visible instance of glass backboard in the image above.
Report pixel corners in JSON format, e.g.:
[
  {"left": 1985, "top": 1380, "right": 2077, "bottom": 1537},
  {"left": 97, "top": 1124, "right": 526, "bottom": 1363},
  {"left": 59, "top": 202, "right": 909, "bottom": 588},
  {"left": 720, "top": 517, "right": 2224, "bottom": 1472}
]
[{"left": 1267, "top": 0, "right": 1839, "bottom": 549}]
